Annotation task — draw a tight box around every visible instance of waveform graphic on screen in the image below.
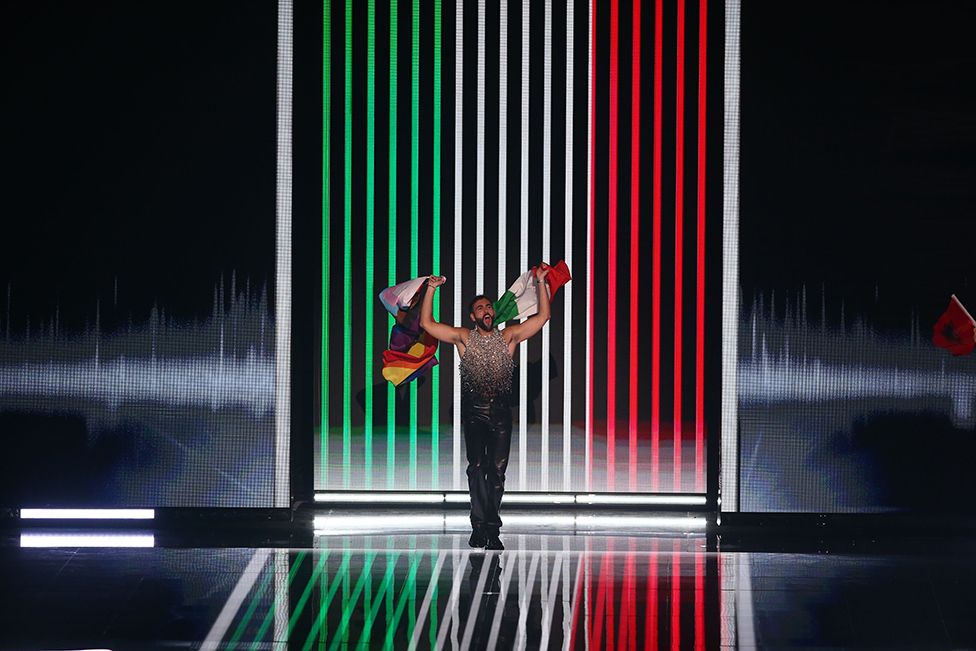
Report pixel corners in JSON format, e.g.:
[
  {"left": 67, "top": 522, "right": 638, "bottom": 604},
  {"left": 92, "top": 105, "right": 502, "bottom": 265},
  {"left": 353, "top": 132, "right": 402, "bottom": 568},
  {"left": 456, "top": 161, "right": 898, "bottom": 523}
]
[
  {"left": 0, "top": 274, "right": 276, "bottom": 508},
  {"left": 738, "top": 287, "right": 976, "bottom": 513}
]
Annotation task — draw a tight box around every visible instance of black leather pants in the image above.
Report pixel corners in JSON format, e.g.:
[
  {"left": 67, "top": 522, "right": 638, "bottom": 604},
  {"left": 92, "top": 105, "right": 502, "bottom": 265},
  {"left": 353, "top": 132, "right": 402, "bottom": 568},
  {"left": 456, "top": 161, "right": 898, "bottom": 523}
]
[{"left": 462, "top": 400, "right": 512, "bottom": 535}]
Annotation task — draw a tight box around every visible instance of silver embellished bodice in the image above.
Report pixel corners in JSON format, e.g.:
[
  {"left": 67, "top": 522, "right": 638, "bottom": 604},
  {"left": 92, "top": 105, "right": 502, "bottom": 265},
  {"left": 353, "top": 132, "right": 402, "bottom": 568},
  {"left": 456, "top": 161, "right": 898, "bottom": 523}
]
[{"left": 459, "top": 328, "right": 514, "bottom": 403}]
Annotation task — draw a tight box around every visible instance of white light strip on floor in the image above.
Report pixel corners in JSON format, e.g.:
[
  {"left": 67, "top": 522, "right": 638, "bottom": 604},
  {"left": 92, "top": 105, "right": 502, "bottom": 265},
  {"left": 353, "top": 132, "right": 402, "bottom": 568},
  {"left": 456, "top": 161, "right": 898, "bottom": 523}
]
[
  {"left": 314, "top": 492, "right": 707, "bottom": 506},
  {"left": 314, "top": 492, "right": 444, "bottom": 503},
  {"left": 20, "top": 508, "right": 155, "bottom": 520},
  {"left": 313, "top": 512, "right": 706, "bottom": 533},
  {"left": 575, "top": 515, "right": 707, "bottom": 530},
  {"left": 576, "top": 494, "right": 708, "bottom": 506},
  {"left": 313, "top": 514, "right": 470, "bottom": 533},
  {"left": 20, "top": 533, "right": 155, "bottom": 548}
]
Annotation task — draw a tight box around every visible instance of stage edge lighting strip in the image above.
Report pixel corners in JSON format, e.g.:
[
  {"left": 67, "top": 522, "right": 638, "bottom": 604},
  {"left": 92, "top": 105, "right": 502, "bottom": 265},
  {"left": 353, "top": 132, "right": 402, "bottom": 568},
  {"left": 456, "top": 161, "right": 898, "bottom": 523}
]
[
  {"left": 518, "top": 0, "right": 530, "bottom": 490},
  {"left": 651, "top": 0, "right": 663, "bottom": 492},
  {"left": 313, "top": 492, "right": 706, "bottom": 506},
  {"left": 541, "top": 0, "right": 552, "bottom": 491},
  {"left": 562, "top": 0, "right": 574, "bottom": 493},
  {"left": 722, "top": 0, "right": 741, "bottom": 512},
  {"left": 20, "top": 508, "right": 155, "bottom": 519},
  {"left": 607, "top": 0, "right": 619, "bottom": 493},
  {"left": 275, "top": 0, "right": 293, "bottom": 508},
  {"left": 696, "top": 0, "right": 708, "bottom": 493},
  {"left": 628, "top": 0, "right": 641, "bottom": 492},
  {"left": 453, "top": 0, "right": 463, "bottom": 491},
  {"left": 388, "top": 0, "right": 399, "bottom": 490},
  {"left": 20, "top": 533, "right": 155, "bottom": 548}
]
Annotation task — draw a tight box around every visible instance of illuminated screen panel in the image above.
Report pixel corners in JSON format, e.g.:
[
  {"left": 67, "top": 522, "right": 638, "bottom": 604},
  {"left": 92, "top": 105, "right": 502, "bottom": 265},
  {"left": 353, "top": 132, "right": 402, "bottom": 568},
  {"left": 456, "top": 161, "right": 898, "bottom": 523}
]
[
  {"left": 733, "top": 2, "right": 976, "bottom": 513},
  {"left": 315, "top": 0, "right": 723, "bottom": 493},
  {"left": 0, "top": 1, "right": 289, "bottom": 508}
]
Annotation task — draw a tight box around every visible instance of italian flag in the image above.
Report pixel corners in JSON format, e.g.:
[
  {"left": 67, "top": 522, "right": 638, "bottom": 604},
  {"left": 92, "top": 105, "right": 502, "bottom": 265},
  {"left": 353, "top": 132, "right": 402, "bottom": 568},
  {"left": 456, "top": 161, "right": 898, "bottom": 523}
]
[{"left": 493, "top": 260, "right": 572, "bottom": 323}]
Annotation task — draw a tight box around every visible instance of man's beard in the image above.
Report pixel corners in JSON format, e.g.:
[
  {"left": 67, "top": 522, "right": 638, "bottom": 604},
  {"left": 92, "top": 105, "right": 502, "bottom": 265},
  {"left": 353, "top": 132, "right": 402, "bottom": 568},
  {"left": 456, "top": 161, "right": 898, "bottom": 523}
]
[{"left": 476, "top": 314, "right": 494, "bottom": 332}]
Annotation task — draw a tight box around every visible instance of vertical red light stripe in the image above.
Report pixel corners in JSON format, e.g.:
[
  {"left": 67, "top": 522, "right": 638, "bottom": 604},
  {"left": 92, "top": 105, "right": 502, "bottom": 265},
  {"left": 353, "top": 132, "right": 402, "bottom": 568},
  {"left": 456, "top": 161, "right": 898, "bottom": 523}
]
[
  {"left": 673, "top": 0, "right": 686, "bottom": 493},
  {"left": 593, "top": 552, "right": 609, "bottom": 647},
  {"left": 694, "top": 553, "right": 705, "bottom": 650},
  {"left": 646, "top": 540, "right": 659, "bottom": 650},
  {"left": 695, "top": 0, "right": 708, "bottom": 493},
  {"left": 607, "top": 0, "right": 619, "bottom": 491},
  {"left": 628, "top": 0, "right": 641, "bottom": 492},
  {"left": 650, "top": 0, "right": 663, "bottom": 492},
  {"left": 607, "top": 538, "right": 617, "bottom": 649},
  {"left": 587, "top": 0, "right": 598, "bottom": 492},
  {"left": 671, "top": 541, "right": 681, "bottom": 650}
]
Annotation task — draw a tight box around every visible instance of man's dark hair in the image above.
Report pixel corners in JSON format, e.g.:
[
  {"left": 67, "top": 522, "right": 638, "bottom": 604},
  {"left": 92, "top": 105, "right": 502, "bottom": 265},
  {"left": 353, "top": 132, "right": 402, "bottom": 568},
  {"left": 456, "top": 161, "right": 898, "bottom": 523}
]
[{"left": 468, "top": 294, "right": 494, "bottom": 315}]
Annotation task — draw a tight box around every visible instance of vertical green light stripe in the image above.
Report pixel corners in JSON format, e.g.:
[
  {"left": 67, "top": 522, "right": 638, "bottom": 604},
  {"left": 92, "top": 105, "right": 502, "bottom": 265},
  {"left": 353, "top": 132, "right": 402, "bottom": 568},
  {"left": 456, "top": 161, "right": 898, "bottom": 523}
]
[
  {"left": 327, "top": 552, "right": 377, "bottom": 651},
  {"left": 355, "top": 553, "right": 401, "bottom": 650},
  {"left": 288, "top": 552, "right": 331, "bottom": 636},
  {"left": 226, "top": 562, "right": 275, "bottom": 649},
  {"left": 408, "top": 0, "right": 420, "bottom": 489},
  {"left": 249, "top": 552, "right": 307, "bottom": 650},
  {"left": 430, "top": 0, "right": 442, "bottom": 489},
  {"left": 321, "top": 0, "right": 331, "bottom": 488},
  {"left": 342, "top": 0, "right": 353, "bottom": 488},
  {"left": 428, "top": 541, "right": 438, "bottom": 647},
  {"left": 364, "top": 0, "right": 376, "bottom": 489},
  {"left": 387, "top": 0, "right": 398, "bottom": 490},
  {"left": 301, "top": 552, "right": 352, "bottom": 651},
  {"left": 382, "top": 552, "right": 423, "bottom": 650}
]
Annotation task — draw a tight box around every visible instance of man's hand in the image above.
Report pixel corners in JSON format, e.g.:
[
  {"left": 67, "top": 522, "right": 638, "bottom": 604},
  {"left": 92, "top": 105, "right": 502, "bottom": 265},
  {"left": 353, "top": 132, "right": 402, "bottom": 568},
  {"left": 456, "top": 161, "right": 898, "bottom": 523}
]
[
  {"left": 535, "top": 266, "right": 551, "bottom": 283},
  {"left": 428, "top": 275, "right": 447, "bottom": 288}
]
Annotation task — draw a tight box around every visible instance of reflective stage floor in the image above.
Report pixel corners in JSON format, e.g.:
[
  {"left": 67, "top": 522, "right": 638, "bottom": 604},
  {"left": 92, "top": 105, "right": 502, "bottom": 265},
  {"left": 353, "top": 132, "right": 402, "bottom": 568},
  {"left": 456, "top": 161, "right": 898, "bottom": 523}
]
[{"left": 2, "top": 510, "right": 976, "bottom": 649}]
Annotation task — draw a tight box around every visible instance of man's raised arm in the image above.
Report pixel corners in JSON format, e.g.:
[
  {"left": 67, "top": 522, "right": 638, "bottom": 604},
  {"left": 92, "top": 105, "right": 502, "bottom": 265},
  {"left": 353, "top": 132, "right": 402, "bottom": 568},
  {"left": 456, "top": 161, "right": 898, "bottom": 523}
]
[
  {"left": 419, "top": 276, "right": 463, "bottom": 344},
  {"left": 507, "top": 266, "right": 551, "bottom": 345}
]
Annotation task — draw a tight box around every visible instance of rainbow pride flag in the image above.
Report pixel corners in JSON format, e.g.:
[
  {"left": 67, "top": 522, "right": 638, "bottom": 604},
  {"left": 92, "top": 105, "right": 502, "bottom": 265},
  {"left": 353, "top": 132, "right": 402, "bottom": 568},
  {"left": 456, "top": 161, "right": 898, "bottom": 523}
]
[{"left": 379, "top": 277, "right": 440, "bottom": 386}]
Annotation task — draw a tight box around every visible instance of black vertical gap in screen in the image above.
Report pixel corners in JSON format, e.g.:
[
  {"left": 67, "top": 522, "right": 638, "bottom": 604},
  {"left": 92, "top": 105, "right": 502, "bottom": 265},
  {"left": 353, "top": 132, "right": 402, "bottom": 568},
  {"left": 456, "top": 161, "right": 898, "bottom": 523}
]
[
  {"left": 350, "top": 0, "right": 367, "bottom": 432},
  {"left": 592, "top": 0, "right": 609, "bottom": 446},
  {"left": 441, "top": 0, "right": 457, "bottom": 414},
  {"left": 658, "top": 0, "right": 676, "bottom": 432},
  {"left": 417, "top": 0, "right": 434, "bottom": 426},
  {"left": 618, "top": 0, "right": 633, "bottom": 432},
  {"left": 483, "top": 0, "right": 500, "bottom": 302},
  {"left": 526, "top": 0, "right": 545, "bottom": 429},
  {"left": 571, "top": 0, "right": 589, "bottom": 429},
  {"left": 460, "top": 0, "right": 478, "bottom": 326},
  {"left": 504, "top": 1, "right": 522, "bottom": 319},
  {"left": 375, "top": 0, "right": 393, "bottom": 431},
  {"left": 395, "top": 0, "right": 413, "bottom": 431},
  {"left": 549, "top": 0, "right": 568, "bottom": 415}
]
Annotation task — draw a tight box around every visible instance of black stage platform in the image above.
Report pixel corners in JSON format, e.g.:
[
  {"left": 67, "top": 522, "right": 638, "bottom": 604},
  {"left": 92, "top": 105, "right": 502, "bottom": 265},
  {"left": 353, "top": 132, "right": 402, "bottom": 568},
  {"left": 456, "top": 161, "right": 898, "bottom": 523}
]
[{"left": 3, "top": 509, "right": 976, "bottom": 649}]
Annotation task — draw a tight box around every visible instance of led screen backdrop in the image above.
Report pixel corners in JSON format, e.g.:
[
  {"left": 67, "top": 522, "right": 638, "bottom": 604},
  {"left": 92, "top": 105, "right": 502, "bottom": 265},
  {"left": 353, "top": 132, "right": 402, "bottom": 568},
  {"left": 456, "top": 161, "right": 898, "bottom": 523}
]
[
  {"left": 315, "top": 0, "right": 724, "bottom": 493},
  {"left": 734, "top": 1, "right": 976, "bottom": 512},
  {"left": 0, "top": 2, "right": 287, "bottom": 508}
]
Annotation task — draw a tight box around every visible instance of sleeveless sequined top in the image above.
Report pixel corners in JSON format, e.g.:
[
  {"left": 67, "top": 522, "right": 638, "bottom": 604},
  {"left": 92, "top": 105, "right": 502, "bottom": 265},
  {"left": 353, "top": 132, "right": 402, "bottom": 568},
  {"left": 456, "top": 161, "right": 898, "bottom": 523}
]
[{"left": 459, "top": 328, "right": 514, "bottom": 404}]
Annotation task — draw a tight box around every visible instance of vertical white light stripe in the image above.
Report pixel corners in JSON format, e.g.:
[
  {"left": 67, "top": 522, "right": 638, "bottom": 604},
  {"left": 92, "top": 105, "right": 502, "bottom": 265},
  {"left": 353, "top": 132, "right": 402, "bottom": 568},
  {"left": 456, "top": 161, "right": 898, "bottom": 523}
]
[
  {"left": 519, "top": 0, "right": 531, "bottom": 490},
  {"left": 454, "top": 0, "right": 464, "bottom": 491},
  {"left": 407, "top": 550, "right": 449, "bottom": 651},
  {"left": 476, "top": 0, "right": 486, "bottom": 295},
  {"left": 274, "top": 0, "right": 293, "bottom": 508},
  {"left": 273, "top": 550, "right": 289, "bottom": 646},
  {"left": 485, "top": 550, "right": 519, "bottom": 649},
  {"left": 201, "top": 550, "right": 272, "bottom": 650},
  {"left": 584, "top": 0, "right": 594, "bottom": 491},
  {"left": 562, "top": 0, "right": 574, "bottom": 492},
  {"left": 722, "top": 0, "right": 741, "bottom": 512},
  {"left": 541, "top": 0, "right": 552, "bottom": 492},
  {"left": 514, "top": 551, "right": 542, "bottom": 650},
  {"left": 460, "top": 550, "right": 493, "bottom": 648},
  {"left": 539, "top": 552, "right": 564, "bottom": 649},
  {"left": 564, "top": 549, "right": 583, "bottom": 651},
  {"left": 434, "top": 549, "right": 472, "bottom": 649},
  {"left": 498, "top": 0, "right": 509, "bottom": 302}
]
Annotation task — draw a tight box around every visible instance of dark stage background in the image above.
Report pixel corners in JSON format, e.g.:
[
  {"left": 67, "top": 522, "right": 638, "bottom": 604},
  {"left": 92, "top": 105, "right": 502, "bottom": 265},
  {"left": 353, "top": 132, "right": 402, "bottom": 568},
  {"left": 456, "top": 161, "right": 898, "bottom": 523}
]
[
  {"left": 0, "top": 2, "right": 280, "bottom": 507},
  {"left": 737, "top": 1, "right": 976, "bottom": 512}
]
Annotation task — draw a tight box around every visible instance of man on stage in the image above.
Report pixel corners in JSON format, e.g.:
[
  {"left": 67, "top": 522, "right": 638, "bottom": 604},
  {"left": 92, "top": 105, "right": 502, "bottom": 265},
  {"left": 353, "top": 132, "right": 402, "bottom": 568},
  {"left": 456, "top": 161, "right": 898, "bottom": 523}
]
[{"left": 419, "top": 267, "right": 552, "bottom": 550}]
